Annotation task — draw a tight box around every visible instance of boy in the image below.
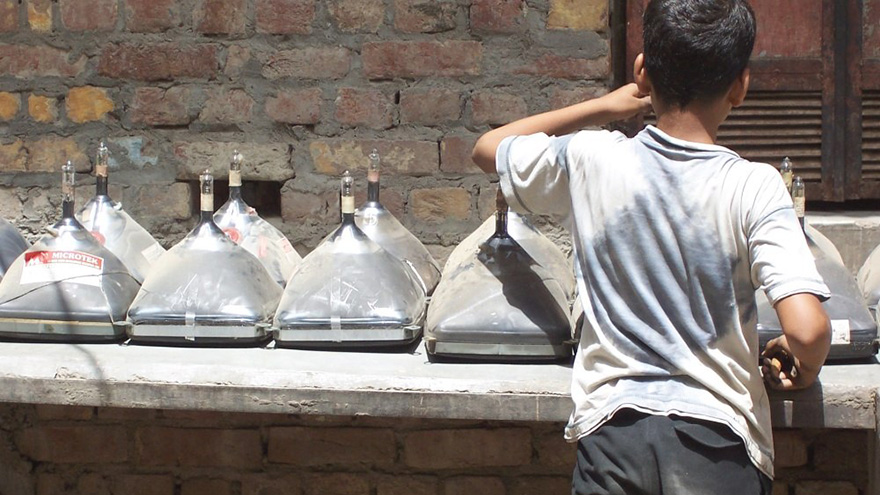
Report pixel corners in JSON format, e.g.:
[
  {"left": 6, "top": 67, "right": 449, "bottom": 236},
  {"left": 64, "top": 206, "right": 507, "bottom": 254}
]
[{"left": 472, "top": 1, "right": 832, "bottom": 493}]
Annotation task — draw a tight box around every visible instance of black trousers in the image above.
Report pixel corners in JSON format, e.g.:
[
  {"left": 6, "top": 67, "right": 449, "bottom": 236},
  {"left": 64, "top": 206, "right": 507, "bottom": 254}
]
[{"left": 572, "top": 409, "right": 773, "bottom": 495}]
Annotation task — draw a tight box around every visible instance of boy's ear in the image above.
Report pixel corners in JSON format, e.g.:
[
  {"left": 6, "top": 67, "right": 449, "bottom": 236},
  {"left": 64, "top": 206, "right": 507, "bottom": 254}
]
[
  {"left": 633, "top": 53, "right": 652, "bottom": 95},
  {"left": 728, "top": 68, "right": 750, "bottom": 108}
]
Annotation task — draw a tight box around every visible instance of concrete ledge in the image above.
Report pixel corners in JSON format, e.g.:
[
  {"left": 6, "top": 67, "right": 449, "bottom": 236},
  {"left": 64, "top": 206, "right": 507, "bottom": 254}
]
[
  {"left": 809, "top": 212, "right": 880, "bottom": 273},
  {"left": 0, "top": 342, "right": 875, "bottom": 430}
]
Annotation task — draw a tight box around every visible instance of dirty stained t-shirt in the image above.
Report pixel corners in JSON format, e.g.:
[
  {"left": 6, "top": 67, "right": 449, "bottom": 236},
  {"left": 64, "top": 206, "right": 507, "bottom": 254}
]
[{"left": 496, "top": 125, "right": 830, "bottom": 478}]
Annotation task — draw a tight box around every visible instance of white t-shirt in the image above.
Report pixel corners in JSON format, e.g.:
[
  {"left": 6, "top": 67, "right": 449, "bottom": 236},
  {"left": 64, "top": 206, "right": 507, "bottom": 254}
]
[{"left": 496, "top": 125, "right": 830, "bottom": 478}]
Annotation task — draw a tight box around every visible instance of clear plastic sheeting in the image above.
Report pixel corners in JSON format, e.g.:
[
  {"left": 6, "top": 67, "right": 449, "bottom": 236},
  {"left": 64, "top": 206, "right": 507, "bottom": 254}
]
[
  {"left": 76, "top": 143, "right": 164, "bottom": 284},
  {"left": 857, "top": 242, "right": 880, "bottom": 314},
  {"left": 0, "top": 162, "right": 140, "bottom": 342},
  {"left": 273, "top": 172, "right": 426, "bottom": 348},
  {"left": 354, "top": 149, "right": 440, "bottom": 294},
  {"left": 425, "top": 209, "right": 576, "bottom": 361},
  {"left": 214, "top": 150, "right": 302, "bottom": 287},
  {"left": 757, "top": 225, "right": 878, "bottom": 360},
  {"left": 127, "top": 171, "right": 282, "bottom": 346},
  {"left": 0, "top": 218, "right": 29, "bottom": 278}
]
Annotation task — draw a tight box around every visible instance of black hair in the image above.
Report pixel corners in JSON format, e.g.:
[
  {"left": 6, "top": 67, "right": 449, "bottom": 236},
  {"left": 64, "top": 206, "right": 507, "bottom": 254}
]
[{"left": 643, "top": 0, "right": 756, "bottom": 108}]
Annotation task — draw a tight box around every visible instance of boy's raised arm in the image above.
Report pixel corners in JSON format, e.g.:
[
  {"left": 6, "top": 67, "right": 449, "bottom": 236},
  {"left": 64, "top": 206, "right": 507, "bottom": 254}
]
[{"left": 472, "top": 83, "right": 652, "bottom": 174}]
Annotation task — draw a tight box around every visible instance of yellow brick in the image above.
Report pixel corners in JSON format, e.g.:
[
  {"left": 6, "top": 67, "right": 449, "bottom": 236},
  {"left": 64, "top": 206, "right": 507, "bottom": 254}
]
[
  {"left": 66, "top": 86, "right": 114, "bottom": 123},
  {"left": 0, "top": 92, "right": 19, "bottom": 120},
  {"left": 547, "top": 0, "right": 607, "bottom": 31},
  {"left": 27, "top": 0, "right": 51, "bottom": 32},
  {"left": 0, "top": 139, "right": 27, "bottom": 172},
  {"left": 28, "top": 94, "right": 57, "bottom": 123}
]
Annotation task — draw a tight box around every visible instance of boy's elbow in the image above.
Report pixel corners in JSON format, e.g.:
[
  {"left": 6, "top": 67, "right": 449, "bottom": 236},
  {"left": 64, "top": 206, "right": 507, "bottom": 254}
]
[{"left": 472, "top": 136, "right": 499, "bottom": 175}]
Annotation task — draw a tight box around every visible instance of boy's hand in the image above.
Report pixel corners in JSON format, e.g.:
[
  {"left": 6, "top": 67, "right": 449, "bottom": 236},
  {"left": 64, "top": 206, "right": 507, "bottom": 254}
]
[
  {"left": 760, "top": 336, "right": 821, "bottom": 391},
  {"left": 597, "top": 83, "right": 653, "bottom": 122}
]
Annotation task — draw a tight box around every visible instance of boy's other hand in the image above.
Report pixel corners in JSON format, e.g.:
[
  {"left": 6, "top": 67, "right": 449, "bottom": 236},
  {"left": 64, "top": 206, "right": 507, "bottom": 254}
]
[
  {"left": 760, "top": 336, "right": 820, "bottom": 391},
  {"left": 598, "top": 83, "right": 653, "bottom": 122}
]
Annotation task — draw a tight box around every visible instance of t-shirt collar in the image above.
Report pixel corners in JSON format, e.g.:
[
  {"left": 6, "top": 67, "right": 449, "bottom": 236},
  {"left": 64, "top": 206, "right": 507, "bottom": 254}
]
[{"left": 639, "top": 125, "right": 741, "bottom": 158}]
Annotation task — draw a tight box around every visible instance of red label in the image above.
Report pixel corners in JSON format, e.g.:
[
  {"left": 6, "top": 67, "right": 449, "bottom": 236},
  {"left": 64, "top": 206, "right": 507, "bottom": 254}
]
[
  {"left": 90, "top": 230, "right": 106, "bottom": 245},
  {"left": 223, "top": 228, "right": 242, "bottom": 244},
  {"left": 24, "top": 250, "right": 104, "bottom": 271}
]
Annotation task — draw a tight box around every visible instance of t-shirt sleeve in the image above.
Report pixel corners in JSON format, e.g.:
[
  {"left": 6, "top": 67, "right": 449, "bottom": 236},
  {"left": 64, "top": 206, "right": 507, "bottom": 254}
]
[
  {"left": 496, "top": 133, "right": 573, "bottom": 221},
  {"left": 746, "top": 167, "right": 830, "bottom": 305}
]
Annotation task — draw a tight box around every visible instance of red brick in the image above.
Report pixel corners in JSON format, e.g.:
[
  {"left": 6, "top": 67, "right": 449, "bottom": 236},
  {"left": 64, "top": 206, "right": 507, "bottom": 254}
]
[
  {"left": 377, "top": 475, "right": 437, "bottom": 495},
  {"left": 354, "top": 186, "right": 405, "bottom": 219},
  {"left": 35, "top": 404, "right": 94, "bottom": 420},
  {"left": 335, "top": 88, "right": 394, "bottom": 129},
  {"left": 26, "top": 136, "right": 89, "bottom": 173},
  {"left": 131, "top": 87, "right": 196, "bottom": 126},
  {"left": 195, "top": 0, "right": 246, "bottom": 34},
  {"left": 27, "top": 0, "right": 51, "bottom": 31},
  {"left": 60, "top": 0, "right": 117, "bottom": 31},
  {"left": 281, "top": 187, "right": 337, "bottom": 225},
  {"left": 478, "top": 184, "right": 498, "bottom": 220},
  {"left": 363, "top": 41, "right": 482, "bottom": 79},
  {"left": 0, "top": 0, "right": 17, "bottom": 32},
  {"left": 310, "top": 139, "right": 438, "bottom": 176},
  {"left": 440, "top": 135, "right": 481, "bottom": 174},
  {"left": 471, "top": 91, "right": 528, "bottom": 126},
  {"left": 98, "top": 43, "right": 219, "bottom": 81},
  {"left": 470, "top": 0, "right": 524, "bottom": 33},
  {"left": 262, "top": 47, "right": 352, "bottom": 80},
  {"left": 400, "top": 88, "right": 460, "bottom": 125},
  {"left": 125, "top": 182, "right": 192, "bottom": 220},
  {"left": 174, "top": 142, "right": 292, "bottom": 181},
  {"left": 773, "top": 430, "right": 808, "bottom": 469},
  {"left": 17, "top": 425, "right": 128, "bottom": 463},
  {"left": 266, "top": 88, "right": 322, "bottom": 125},
  {"left": 182, "top": 478, "right": 232, "bottom": 495},
  {"left": 0, "top": 45, "right": 86, "bottom": 78},
  {"left": 112, "top": 474, "right": 175, "bottom": 495},
  {"left": 256, "top": 0, "right": 315, "bottom": 34},
  {"left": 136, "top": 427, "right": 262, "bottom": 468},
  {"left": 410, "top": 187, "right": 472, "bottom": 223},
  {"left": 329, "top": 0, "right": 384, "bottom": 33},
  {"left": 403, "top": 428, "right": 531, "bottom": 468},
  {"left": 268, "top": 427, "right": 396, "bottom": 466},
  {"left": 225, "top": 45, "right": 252, "bottom": 79},
  {"left": 443, "top": 477, "right": 505, "bottom": 495},
  {"left": 513, "top": 53, "right": 609, "bottom": 80},
  {"left": 241, "top": 475, "right": 303, "bottom": 495},
  {"left": 124, "top": 0, "right": 179, "bottom": 32},
  {"left": 303, "top": 473, "right": 370, "bottom": 495},
  {"left": 394, "top": 0, "right": 456, "bottom": 33},
  {"left": 199, "top": 88, "right": 255, "bottom": 124},
  {"left": 550, "top": 86, "right": 607, "bottom": 110}
]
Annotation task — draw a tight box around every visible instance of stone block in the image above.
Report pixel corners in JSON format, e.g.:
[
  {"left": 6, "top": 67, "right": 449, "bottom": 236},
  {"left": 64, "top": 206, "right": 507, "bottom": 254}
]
[
  {"left": 794, "top": 481, "right": 859, "bottom": 495},
  {"left": 26, "top": 136, "right": 89, "bottom": 173},
  {"left": 199, "top": 88, "right": 255, "bottom": 124},
  {"left": 130, "top": 86, "right": 196, "bottom": 126},
  {"left": 261, "top": 47, "right": 352, "bottom": 80},
  {"left": 440, "top": 135, "right": 481, "bottom": 174},
  {"left": 182, "top": 478, "right": 232, "bottom": 495},
  {"left": 66, "top": 86, "right": 114, "bottom": 123},
  {"left": 334, "top": 88, "right": 394, "bottom": 129},
  {"left": 509, "top": 477, "right": 571, "bottom": 495},
  {"left": 812, "top": 430, "right": 869, "bottom": 472},
  {"left": 393, "top": 0, "right": 457, "bottom": 33},
  {"left": 547, "top": 0, "right": 607, "bottom": 31},
  {"left": 410, "top": 188, "right": 472, "bottom": 224},
  {"left": 400, "top": 88, "right": 460, "bottom": 125},
  {"left": 329, "top": 0, "right": 384, "bottom": 33},
  {"left": 135, "top": 427, "right": 262, "bottom": 468},
  {"left": 0, "top": 0, "right": 16, "bottom": 32},
  {"left": 363, "top": 41, "right": 482, "bottom": 79},
  {"left": 0, "top": 139, "right": 27, "bottom": 172},
  {"left": 35, "top": 404, "right": 94, "bottom": 421},
  {"left": 27, "top": 0, "right": 51, "bottom": 31},
  {"left": 195, "top": 0, "right": 246, "bottom": 34},
  {"left": 266, "top": 88, "right": 322, "bottom": 125},
  {"left": 124, "top": 0, "right": 178, "bottom": 32},
  {"left": 533, "top": 428, "right": 576, "bottom": 471},
  {"left": 16, "top": 425, "right": 128, "bottom": 463},
  {"left": 241, "top": 475, "right": 302, "bottom": 495},
  {"left": 112, "top": 474, "right": 175, "bottom": 495},
  {"left": 175, "top": 142, "right": 293, "bottom": 181},
  {"left": 376, "top": 475, "right": 437, "bottom": 495},
  {"left": 256, "top": 0, "right": 315, "bottom": 34},
  {"left": 303, "top": 473, "right": 370, "bottom": 495},
  {"left": 442, "top": 476, "right": 506, "bottom": 495},
  {"left": 513, "top": 53, "right": 609, "bottom": 80},
  {"left": 470, "top": 0, "right": 525, "bottom": 33},
  {"left": 60, "top": 0, "right": 117, "bottom": 31},
  {"left": 0, "top": 91, "right": 19, "bottom": 120},
  {"left": 224, "top": 44, "right": 252, "bottom": 79},
  {"left": 471, "top": 91, "right": 528, "bottom": 126},
  {"left": 98, "top": 43, "right": 219, "bottom": 81},
  {"left": 0, "top": 45, "right": 86, "bottom": 78},
  {"left": 97, "top": 407, "right": 158, "bottom": 421},
  {"left": 309, "top": 139, "right": 437, "bottom": 176},
  {"left": 280, "top": 186, "right": 337, "bottom": 225},
  {"left": 28, "top": 94, "right": 58, "bottom": 123},
  {"left": 268, "top": 427, "right": 396, "bottom": 466},
  {"left": 125, "top": 182, "right": 192, "bottom": 220},
  {"left": 773, "top": 430, "right": 809, "bottom": 468},
  {"left": 404, "top": 428, "right": 532, "bottom": 468}
]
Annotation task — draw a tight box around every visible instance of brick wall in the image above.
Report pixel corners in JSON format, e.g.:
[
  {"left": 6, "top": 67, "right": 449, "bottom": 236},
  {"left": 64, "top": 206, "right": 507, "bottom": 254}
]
[
  {"left": 0, "top": 0, "right": 610, "bottom": 257},
  {"left": 0, "top": 403, "right": 869, "bottom": 495}
]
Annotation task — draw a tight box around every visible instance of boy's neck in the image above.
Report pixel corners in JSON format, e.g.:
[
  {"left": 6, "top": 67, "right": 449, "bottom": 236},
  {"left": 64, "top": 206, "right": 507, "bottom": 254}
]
[{"left": 652, "top": 97, "right": 730, "bottom": 145}]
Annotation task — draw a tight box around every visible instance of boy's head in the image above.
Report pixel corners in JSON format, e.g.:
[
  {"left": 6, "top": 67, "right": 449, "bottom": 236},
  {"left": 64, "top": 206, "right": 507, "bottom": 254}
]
[{"left": 642, "top": 0, "right": 756, "bottom": 109}]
